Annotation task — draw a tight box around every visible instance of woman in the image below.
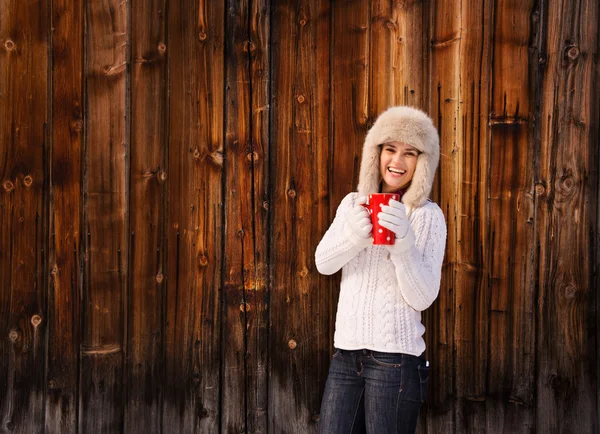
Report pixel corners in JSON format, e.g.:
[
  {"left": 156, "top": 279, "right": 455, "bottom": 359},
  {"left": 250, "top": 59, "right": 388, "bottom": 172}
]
[{"left": 315, "top": 106, "right": 447, "bottom": 434}]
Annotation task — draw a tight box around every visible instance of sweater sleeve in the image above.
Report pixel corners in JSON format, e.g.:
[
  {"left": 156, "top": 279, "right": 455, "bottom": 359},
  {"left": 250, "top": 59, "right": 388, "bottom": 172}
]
[
  {"left": 389, "top": 203, "right": 447, "bottom": 311},
  {"left": 315, "top": 193, "right": 372, "bottom": 275}
]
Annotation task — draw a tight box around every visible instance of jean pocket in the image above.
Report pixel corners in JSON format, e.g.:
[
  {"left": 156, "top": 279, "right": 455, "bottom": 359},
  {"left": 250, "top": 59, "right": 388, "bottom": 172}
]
[
  {"left": 332, "top": 349, "right": 341, "bottom": 359},
  {"left": 370, "top": 352, "right": 403, "bottom": 368},
  {"left": 418, "top": 364, "right": 430, "bottom": 403}
]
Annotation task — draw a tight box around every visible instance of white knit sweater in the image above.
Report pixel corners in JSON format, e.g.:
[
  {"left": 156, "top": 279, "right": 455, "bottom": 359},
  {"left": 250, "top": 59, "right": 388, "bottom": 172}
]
[{"left": 315, "top": 192, "right": 447, "bottom": 356}]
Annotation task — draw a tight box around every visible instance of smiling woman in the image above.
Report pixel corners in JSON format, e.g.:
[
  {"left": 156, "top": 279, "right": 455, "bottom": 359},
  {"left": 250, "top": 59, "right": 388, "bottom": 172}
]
[{"left": 380, "top": 142, "right": 420, "bottom": 193}]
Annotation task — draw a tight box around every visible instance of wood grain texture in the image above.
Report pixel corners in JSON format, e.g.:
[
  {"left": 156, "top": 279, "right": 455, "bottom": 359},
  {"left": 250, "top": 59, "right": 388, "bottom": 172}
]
[
  {"left": 79, "top": 0, "right": 128, "bottom": 431},
  {"left": 427, "top": 0, "right": 460, "bottom": 432},
  {"left": 0, "top": 0, "right": 49, "bottom": 431},
  {"left": 451, "top": 1, "right": 494, "bottom": 432},
  {"left": 124, "top": 0, "right": 167, "bottom": 431},
  {"left": 486, "top": 0, "right": 536, "bottom": 431},
  {"left": 163, "top": 0, "right": 224, "bottom": 432},
  {"left": 45, "top": 0, "right": 84, "bottom": 431},
  {"left": 535, "top": 0, "right": 599, "bottom": 432},
  {"left": 269, "top": 1, "right": 332, "bottom": 432}
]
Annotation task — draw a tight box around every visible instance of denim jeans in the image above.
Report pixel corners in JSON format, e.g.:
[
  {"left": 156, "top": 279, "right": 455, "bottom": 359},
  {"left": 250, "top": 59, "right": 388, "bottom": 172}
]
[{"left": 317, "top": 349, "right": 429, "bottom": 434}]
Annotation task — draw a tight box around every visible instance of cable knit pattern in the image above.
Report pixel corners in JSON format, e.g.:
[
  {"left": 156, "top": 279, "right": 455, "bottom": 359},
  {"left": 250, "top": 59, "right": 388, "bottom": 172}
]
[{"left": 315, "top": 192, "right": 447, "bottom": 356}]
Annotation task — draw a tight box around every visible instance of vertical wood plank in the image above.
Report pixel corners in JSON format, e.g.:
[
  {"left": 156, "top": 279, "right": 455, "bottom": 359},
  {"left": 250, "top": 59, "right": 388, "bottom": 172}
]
[
  {"left": 451, "top": 1, "right": 494, "bottom": 432},
  {"left": 486, "top": 0, "right": 536, "bottom": 432},
  {"left": 269, "top": 1, "right": 332, "bottom": 432},
  {"left": 45, "top": 0, "right": 84, "bottom": 431},
  {"left": 79, "top": 0, "right": 128, "bottom": 431},
  {"left": 0, "top": 0, "right": 49, "bottom": 431},
  {"left": 535, "top": 0, "right": 599, "bottom": 431},
  {"left": 428, "top": 0, "right": 460, "bottom": 431},
  {"left": 163, "top": 0, "right": 224, "bottom": 431},
  {"left": 247, "top": 0, "right": 270, "bottom": 432},
  {"left": 222, "top": 0, "right": 252, "bottom": 430},
  {"left": 124, "top": 0, "right": 167, "bottom": 432},
  {"left": 391, "top": 0, "right": 429, "bottom": 109},
  {"left": 370, "top": 0, "right": 394, "bottom": 115}
]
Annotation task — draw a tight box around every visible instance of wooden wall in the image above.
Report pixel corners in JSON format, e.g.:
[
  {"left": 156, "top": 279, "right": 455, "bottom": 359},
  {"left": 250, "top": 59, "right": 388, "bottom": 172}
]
[{"left": 0, "top": 0, "right": 598, "bottom": 432}]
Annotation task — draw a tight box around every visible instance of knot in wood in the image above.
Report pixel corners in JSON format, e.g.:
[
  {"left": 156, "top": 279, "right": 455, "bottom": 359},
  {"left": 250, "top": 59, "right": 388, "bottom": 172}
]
[
  {"left": 240, "top": 302, "right": 251, "bottom": 313},
  {"left": 563, "top": 283, "right": 577, "bottom": 299},
  {"left": 198, "top": 255, "right": 209, "bottom": 267},
  {"left": 4, "top": 39, "right": 15, "bottom": 51},
  {"left": 8, "top": 329, "right": 19, "bottom": 342},
  {"left": 557, "top": 172, "right": 576, "bottom": 195},
  {"left": 31, "top": 315, "right": 42, "bottom": 327},
  {"left": 3, "top": 180, "right": 14, "bottom": 192},
  {"left": 155, "top": 273, "right": 164, "bottom": 283},
  {"left": 5, "top": 420, "right": 15, "bottom": 431},
  {"left": 237, "top": 229, "right": 244, "bottom": 237},
  {"left": 534, "top": 183, "right": 546, "bottom": 196},
  {"left": 48, "top": 379, "right": 57, "bottom": 390},
  {"left": 158, "top": 171, "right": 167, "bottom": 183},
  {"left": 198, "top": 31, "right": 207, "bottom": 41},
  {"left": 243, "top": 40, "right": 256, "bottom": 53},
  {"left": 157, "top": 42, "right": 166, "bottom": 53},
  {"left": 247, "top": 151, "right": 259, "bottom": 162},
  {"left": 288, "top": 339, "right": 297, "bottom": 349},
  {"left": 70, "top": 119, "right": 83, "bottom": 131},
  {"left": 23, "top": 175, "right": 33, "bottom": 187},
  {"left": 297, "top": 95, "right": 305, "bottom": 103},
  {"left": 298, "top": 266, "right": 308, "bottom": 278},
  {"left": 51, "top": 265, "right": 58, "bottom": 275},
  {"left": 287, "top": 189, "right": 296, "bottom": 198},
  {"left": 567, "top": 46, "right": 580, "bottom": 61},
  {"left": 193, "top": 149, "right": 201, "bottom": 159},
  {"left": 299, "top": 18, "right": 307, "bottom": 26},
  {"left": 262, "top": 201, "right": 269, "bottom": 211},
  {"left": 312, "top": 414, "right": 320, "bottom": 423}
]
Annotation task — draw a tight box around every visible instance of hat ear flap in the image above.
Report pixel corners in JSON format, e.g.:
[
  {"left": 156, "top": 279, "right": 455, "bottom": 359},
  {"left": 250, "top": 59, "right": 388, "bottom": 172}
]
[
  {"left": 402, "top": 153, "right": 433, "bottom": 208},
  {"left": 357, "top": 142, "right": 381, "bottom": 197}
]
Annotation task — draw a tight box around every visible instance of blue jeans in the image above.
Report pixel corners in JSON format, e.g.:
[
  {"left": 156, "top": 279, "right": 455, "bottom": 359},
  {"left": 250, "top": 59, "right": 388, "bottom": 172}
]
[{"left": 317, "top": 349, "right": 429, "bottom": 434}]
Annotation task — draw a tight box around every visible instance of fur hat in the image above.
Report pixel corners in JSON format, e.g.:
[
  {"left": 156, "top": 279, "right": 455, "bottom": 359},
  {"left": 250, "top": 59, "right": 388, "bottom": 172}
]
[{"left": 357, "top": 106, "right": 440, "bottom": 209}]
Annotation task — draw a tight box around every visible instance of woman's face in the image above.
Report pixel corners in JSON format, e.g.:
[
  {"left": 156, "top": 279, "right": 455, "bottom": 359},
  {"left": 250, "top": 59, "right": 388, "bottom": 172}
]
[{"left": 379, "top": 141, "right": 420, "bottom": 193}]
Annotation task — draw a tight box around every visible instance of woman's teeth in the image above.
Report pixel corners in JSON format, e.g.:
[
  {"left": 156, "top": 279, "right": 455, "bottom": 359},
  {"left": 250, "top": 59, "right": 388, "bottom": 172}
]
[{"left": 388, "top": 168, "right": 405, "bottom": 175}]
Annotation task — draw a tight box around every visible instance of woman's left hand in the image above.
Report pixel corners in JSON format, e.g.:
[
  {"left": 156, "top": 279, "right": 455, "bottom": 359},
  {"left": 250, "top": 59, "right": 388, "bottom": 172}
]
[{"left": 378, "top": 199, "right": 415, "bottom": 253}]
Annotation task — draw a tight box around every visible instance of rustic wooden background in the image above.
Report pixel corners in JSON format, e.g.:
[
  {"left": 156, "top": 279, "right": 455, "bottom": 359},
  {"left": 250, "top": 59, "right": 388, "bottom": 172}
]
[{"left": 0, "top": 0, "right": 598, "bottom": 432}]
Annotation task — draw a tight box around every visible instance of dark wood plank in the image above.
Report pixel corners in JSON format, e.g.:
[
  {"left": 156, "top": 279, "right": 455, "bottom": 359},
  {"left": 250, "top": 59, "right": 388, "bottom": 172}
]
[
  {"left": 535, "top": 0, "right": 599, "bottom": 432},
  {"left": 486, "top": 0, "right": 536, "bottom": 432},
  {"left": 79, "top": 0, "right": 128, "bottom": 431},
  {"left": 247, "top": 0, "right": 270, "bottom": 432},
  {"left": 124, "top": 0, "right": 167, "bottom": 432},
  {"left": 451, "top": 1, "right": 494, "bottom": 432},
  {"left": 45, "top": 0, "right": 84, "bottom": 431},
  {"left": 163, "top": 0, "right": 224, "bottom": 431},
  {"left": 0, "top": 0, "right": 49, "bottom": 431},
  {"left": 269, "top": 1, "right": 333, "bottom": 432},
  {"left": 370, "top": 0, "right": 394, "bottom": 114},
  {"left": 428, "top": 0, "right": 460, "bottom": 431},
  {"left": 222, "top": 0, "right": 253, "bottom": 430}
]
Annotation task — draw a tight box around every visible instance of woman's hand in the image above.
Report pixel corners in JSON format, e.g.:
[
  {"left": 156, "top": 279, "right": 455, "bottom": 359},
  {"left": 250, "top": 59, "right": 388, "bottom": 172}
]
[
  {"left": 346, "top": 196, "right": 373, "bottom": 240},
  {"left": 378, "top": 199, "right": 415, "bottom": 253}
]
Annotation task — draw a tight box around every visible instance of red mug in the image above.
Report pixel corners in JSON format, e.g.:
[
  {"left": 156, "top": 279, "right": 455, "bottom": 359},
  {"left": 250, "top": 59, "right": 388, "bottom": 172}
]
[{"left": 363, "top": 193, "right": 399, "bottom": 245}]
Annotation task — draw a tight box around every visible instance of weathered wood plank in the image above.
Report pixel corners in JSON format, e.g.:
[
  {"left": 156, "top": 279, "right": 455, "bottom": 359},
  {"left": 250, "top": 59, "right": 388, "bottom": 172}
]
[
  {"left": 452, "top": 1, "right": 494, "bottom": 432},
  {"left": 391, "top": 0, "right": 429, "bottom": 108},
  {"left": 269, "top": 1, "right": 332, "bottom": 432},
  {"left": 428, "top": 0, "right": 460, "bottom": 431},
  {"left": 0, "top": 0, "right": 48, "bottom": 431},
  {"left": 79, "top": 0, "right": 128, "bottom": 431},
  {"left": 247, "top": 0, "right": 270, "bottom": 432},
  {"left": 535, "top": 0, "right": 599, "bottom": 432},
  {"left": 370, "top": 0, "right": 394, "bottom": 114},
  {"left": 163, "top": 0, "right": 224, "bottom": 431},
  {"left": 45, "top": 0, "right": 84, "bottom": 431},
  {"left": 124, "top": 0, "right": 167, "bottom": 432},
  {"left": 485, "top": 0, "right": 536, "bottom": 432}
]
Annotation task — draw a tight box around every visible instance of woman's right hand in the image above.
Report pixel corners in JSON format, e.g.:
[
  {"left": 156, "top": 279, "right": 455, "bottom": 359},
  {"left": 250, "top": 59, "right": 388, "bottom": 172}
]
[{"left": 346, "top": 196, "right": 373, "bottom": 240}]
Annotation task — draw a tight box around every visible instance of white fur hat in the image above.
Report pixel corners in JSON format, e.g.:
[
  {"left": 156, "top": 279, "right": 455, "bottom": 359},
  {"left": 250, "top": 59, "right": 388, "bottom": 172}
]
[{"left": 357, "top": 106, "right": 440, "bottom": 209}]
